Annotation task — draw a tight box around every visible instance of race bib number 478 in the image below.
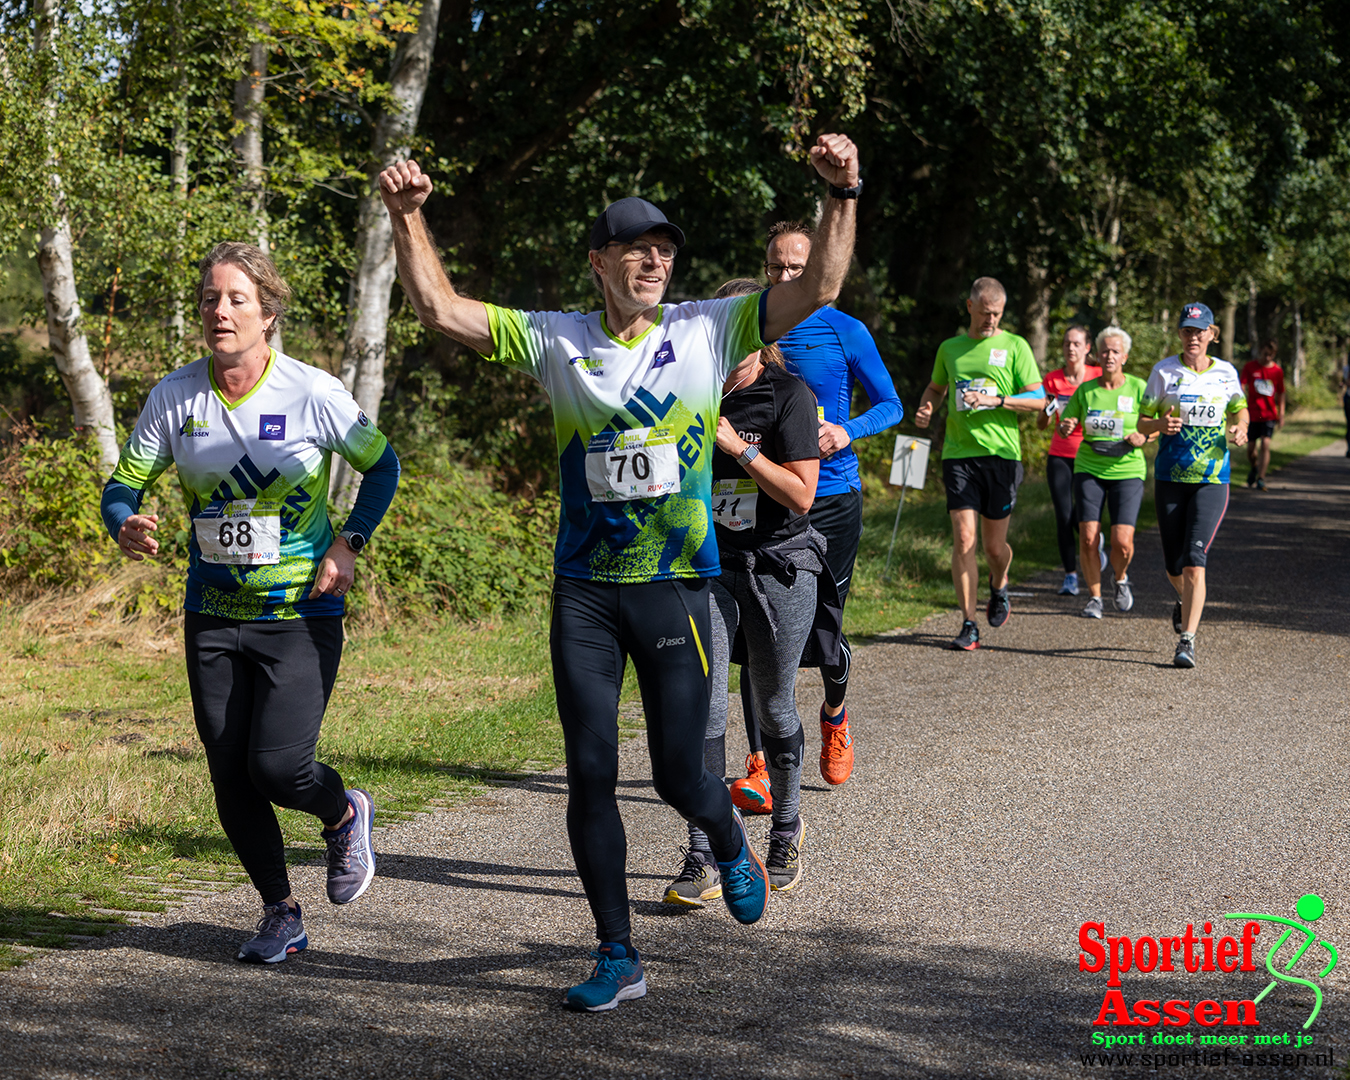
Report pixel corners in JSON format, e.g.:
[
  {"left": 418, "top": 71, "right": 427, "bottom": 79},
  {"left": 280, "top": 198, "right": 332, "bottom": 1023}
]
[
  {"left": 1178, "top": 395, "right": 1224, "bottom": 427},
  {"left": 585, "top": 426, "right": 682, "bottom": 502}
]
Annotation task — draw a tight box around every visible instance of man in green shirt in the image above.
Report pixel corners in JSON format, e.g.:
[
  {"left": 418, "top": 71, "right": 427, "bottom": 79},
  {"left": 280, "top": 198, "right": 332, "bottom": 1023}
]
[{"left": 914, "top": 277, "right": 1044, "bottom": 650}]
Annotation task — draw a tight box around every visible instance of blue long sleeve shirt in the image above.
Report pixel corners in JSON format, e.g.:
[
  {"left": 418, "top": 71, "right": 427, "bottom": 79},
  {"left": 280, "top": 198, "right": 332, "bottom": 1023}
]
[{"left": 776, "top": 306, "right": 905, "bottom": 496}]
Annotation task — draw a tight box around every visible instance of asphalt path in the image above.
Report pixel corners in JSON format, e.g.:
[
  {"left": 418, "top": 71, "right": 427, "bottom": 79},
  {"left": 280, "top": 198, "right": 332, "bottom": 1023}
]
[{"left": 3, "top": 446, "right": 1347, "bottom": 1080}]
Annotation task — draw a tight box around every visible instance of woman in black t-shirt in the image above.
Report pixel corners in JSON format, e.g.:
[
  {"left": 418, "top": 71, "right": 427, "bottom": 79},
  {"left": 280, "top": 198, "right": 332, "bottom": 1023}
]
[{"left": 664, "top": 279, "right": 824, "bottom": 905}]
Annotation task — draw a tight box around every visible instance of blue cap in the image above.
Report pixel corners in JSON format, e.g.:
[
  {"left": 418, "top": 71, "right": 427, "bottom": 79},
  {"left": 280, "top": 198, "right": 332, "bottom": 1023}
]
[
  {"left": 1178, "top": 302, "right": 1214, "bottom": 330},
  {"left": 589, "top": 197, "right": 685, "bottom": 251}
]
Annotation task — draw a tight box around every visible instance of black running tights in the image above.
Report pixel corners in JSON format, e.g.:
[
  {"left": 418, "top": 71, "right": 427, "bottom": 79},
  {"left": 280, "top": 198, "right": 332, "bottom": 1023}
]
[
  {"left": 185, "top": 612, "right": 349, "bottom": 906},
  {"left": 1047, "top": 454, "right": 1079, "bottom": 573},
  {"left": 550, "top": 576, "right": 738, "bottom": 945}
]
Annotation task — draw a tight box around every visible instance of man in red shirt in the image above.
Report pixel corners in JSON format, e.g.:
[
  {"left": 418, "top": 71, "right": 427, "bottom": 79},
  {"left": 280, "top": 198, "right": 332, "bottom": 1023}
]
[{"left": 1240, "top": 339, "right": 1285, "bottom": 490}]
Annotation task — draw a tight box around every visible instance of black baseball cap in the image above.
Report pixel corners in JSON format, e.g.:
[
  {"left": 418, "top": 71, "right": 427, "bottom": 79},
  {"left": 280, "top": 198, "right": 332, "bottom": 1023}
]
[
  {"left": 1178, "top": 302, "right": 1215, "bottom": 329},
  {"left": 589, "top": 197, "right": 686, "bottom": 251}
]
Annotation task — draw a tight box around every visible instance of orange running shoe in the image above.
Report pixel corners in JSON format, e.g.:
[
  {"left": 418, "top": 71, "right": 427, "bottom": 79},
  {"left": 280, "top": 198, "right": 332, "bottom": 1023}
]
[
  {"left": 819, "top": 708, "right": 854, "bottom": 785},
  {"left": 729, "top": 752, "right": 772, "bottom": 814}
]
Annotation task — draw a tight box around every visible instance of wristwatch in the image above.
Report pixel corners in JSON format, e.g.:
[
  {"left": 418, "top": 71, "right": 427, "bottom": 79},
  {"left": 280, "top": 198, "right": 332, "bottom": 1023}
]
[
  {"left": 737, "top": 444, "right": 761, "bottom": 467},
  {"left": 339, "top": 529, "right": 367, "bottom": 553},
  {"left": 997, "top": 395, "right": 1006, "bottom": 408},
  {"left": 828, "top": 179, "right": 864, "bottom": 200}
]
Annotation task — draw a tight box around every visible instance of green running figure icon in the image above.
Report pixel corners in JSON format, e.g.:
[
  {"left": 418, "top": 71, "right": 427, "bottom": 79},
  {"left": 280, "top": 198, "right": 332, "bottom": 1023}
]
[{"left": 1225, "top": 893, "right": 1339, "bottom": 1029}]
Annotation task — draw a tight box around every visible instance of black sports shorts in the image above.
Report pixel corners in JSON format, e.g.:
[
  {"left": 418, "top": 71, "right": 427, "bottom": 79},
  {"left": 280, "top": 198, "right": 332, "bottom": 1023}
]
[{"left": 943, "top": 455, "right": 1024, "bottom": 520}]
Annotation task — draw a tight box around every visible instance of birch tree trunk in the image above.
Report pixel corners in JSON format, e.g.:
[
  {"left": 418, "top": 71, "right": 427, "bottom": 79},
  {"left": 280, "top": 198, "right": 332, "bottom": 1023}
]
[
  {"left": 331, "top": 0, "right": 443, "bottom": 503},
  {"left": 233, "top": 36, "right": 281, "bottom": 355},
  {"left": 168, "top": 0, "right": 188, "bottom": 347},
  {"left": 35, "top": 0, "right": 119, "bottom": 472}
]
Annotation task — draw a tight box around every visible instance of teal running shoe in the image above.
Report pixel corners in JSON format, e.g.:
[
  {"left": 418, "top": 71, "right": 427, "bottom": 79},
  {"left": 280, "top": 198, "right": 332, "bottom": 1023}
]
[
  {"left": 564, "top": 943, "right": 646, "bottom": 1012},
  {"left": 717, "top": 809, "right": 769, "bottom": 925}
]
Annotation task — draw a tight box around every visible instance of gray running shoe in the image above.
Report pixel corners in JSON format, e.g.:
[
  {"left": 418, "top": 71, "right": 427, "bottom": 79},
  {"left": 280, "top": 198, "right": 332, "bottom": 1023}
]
[
  {"left": 237, "top": 902, "right": 307, "bottom": 964},
  {"left": 663, "top": 847, "right": 722, "bottom": 907},
  {"left": 950, "top": 620, "right": 980, "bottom": 651},
  {"left": 1082, "top": 596, "right": 1103, "bottom": 619},
  {"left": 1174, "top": 636, "right": 1197, "bottom": 669},
  {"left": 765, "top": 816, "right": 806, "bottom": 892},
  {"left": 1113, "top": 578, "right": 1134, "bottom": 612},
  {"left": 326, "top": 788, "right": 376, "bottom": 905}
]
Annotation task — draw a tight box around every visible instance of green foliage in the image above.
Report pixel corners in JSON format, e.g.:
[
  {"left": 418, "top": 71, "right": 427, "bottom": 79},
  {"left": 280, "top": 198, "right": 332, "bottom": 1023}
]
[
  {"left": 357, "top": 465, "right": 559, "bottom": 622},
  {"left": 0, "top": 426, "right": 114, "bottom": 592}
]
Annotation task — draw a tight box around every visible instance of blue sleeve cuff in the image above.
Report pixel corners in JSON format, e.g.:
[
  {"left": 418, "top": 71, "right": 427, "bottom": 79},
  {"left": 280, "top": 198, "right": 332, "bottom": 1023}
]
[
  {"left": 342, "top": 443, "right": 401, "bottom": 539},
  {"left": 101, "top": 481, "right": 144, "bottom": 542}
]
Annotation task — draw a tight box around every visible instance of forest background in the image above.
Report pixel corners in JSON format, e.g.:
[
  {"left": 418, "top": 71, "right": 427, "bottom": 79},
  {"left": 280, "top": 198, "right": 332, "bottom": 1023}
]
[
  {"left": 1, "top": 0, "right": 1348, "bottom": 616},
  {"left": 1, "top": 0, "right": 1349, "bottom": 958}
]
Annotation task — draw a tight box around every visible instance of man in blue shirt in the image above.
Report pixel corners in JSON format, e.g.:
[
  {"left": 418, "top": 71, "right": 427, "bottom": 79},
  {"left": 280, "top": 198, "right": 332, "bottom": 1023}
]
[{"left": 730, "top": 220, "right": 904, "bottom": 808}]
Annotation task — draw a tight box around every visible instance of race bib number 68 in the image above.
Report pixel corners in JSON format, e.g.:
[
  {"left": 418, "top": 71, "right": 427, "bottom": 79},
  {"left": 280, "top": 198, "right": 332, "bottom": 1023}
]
[{"left": 193, "top": 498, "right": 282, "bottom": 564}]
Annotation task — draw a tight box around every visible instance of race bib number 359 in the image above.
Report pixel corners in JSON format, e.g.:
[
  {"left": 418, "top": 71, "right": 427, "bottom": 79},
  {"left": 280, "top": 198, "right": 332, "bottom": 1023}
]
[
  {"left": 585, "top": 426, "right": 681, "bottom": 502},
  {"left": 1085, "top": 410, "right": 1125, "bottom": 440},
  {"left": 194, "top": 499, "right": 281, "bottom": 564}
]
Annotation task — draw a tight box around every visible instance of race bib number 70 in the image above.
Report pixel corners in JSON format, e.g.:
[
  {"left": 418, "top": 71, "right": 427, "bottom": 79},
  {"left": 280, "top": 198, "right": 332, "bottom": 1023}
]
[{"left": 584, "top": 426, "right": 682, "bottom": 502}]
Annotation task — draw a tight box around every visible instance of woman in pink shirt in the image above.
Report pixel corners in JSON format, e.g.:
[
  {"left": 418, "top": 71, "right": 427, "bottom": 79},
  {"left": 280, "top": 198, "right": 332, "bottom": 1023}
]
[{"left": 1037, "top": 325, "right": 1101, "bottom": 595}]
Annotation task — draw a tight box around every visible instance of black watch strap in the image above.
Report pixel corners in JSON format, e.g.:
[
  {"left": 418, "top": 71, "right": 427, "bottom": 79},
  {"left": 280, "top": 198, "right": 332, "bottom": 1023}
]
[{"left": 828, "top": 179, "right": 864, "bottom": 200}]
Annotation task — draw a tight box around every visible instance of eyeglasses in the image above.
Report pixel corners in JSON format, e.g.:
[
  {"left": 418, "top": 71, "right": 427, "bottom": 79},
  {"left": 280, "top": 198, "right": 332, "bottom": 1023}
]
[
  {"left": 608, "top": 240, "right": 678, "bottom": 261},
  {"left": 764, "top": 263, "right": 808, "bottom": 278}
]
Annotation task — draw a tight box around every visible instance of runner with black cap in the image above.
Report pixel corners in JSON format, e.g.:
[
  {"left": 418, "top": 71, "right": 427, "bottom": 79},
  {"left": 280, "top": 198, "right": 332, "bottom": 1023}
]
[
  {"left": 1138, "top": 301, "right": 1248, "bottom": 668},
  {"left": 378, "top": 136, "right": 861, "bottom": 1011}
]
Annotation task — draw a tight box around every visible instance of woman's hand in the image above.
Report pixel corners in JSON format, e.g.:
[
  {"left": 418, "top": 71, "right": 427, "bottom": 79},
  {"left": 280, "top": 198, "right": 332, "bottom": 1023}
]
[
  {"left": 1057, "top": 416, "right": 1079, "bottom": 439},
  {"left": 1125, "top": 431, "right": 1148, "bottom": 448},
  {"left": 117, "top": 514, "right": 160, "bottom": 561},
  {"left": 310, "top": 536, "right": 358, "bottom": 600},
  {"left": 715, "top": 416, "right": 748, "bottom": 457}
]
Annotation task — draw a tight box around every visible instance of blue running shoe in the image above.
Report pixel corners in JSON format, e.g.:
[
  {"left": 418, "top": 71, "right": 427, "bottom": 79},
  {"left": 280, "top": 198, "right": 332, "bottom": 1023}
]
[
  {"left": 717, "top": 809, "right": 769, "bottom": 925},
  {"left": 326, "top": 788, "right": 376, "bottom": 905},
  {"left": 1058, "top": 572, "right": 1079, "bottom": 596},
  {"left": 237, "top": 902, "right": 307, "bottom": 964},
  {"left": 564, "top": 943, "right": 647, "bottom": 1012}
]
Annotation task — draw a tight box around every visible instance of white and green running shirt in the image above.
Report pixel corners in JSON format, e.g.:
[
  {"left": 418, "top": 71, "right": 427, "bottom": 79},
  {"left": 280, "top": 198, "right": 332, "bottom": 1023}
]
[
  {"left": 484, "top": 294, "right": 764, "bottom": 583},
  {"left": 1142, "top": 355, "right": 1246, "bottom": 484},
  {"left": 110, "top": 350, "right": 389, "bottom": 620}
]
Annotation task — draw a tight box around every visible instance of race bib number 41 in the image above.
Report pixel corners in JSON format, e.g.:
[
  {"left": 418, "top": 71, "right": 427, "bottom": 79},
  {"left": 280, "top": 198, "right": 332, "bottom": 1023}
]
[
  {"left": 585, "top": 426, "right": 681, "bottom": 502},
  {"left": 712, "top": 479, "right": 758, "bottom": 531},
  {"left": 194, "top": 498, "right": 281, "bottom": 564}
]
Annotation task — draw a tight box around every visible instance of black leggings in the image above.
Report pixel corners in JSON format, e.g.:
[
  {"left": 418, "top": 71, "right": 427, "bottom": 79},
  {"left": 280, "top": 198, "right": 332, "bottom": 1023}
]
[
  {"left": 185, "top": 612, "right": 349, "bottom": 906},
  {"left": 1047, "top": 454, "right": 1078, "bottom": 573},
  {"left": 1155, "top": 480, "right": 1229, "bottom": 576},
  {"left": 743, "top": 490, "right": 861, "bottom": 752},
  {"left": 550, "top": 576, "right": 737, "bottom": 945}
]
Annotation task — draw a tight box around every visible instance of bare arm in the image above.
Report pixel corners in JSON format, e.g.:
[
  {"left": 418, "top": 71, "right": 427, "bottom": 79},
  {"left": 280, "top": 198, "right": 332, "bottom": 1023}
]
[
  {"left": 964, "top": 383, "right": 1045, "bottom": 412},
  {"left": 715, "top": 417, "right": 819, "bottom": 515},
  {"left": 379, "top": 161, "right": 494, "bottom": 356},
  {"left": 912, "top": 382, "right": 947, "bottom": 429},
  {"left": 762, "top": 134, "right": 860, "bottom": 343}
]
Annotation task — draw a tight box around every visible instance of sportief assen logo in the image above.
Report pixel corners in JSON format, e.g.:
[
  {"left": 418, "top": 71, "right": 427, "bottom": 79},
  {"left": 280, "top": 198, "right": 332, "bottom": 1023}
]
[{"left": 1079, "top": 894, "right": 1336, "bottom": 1064}]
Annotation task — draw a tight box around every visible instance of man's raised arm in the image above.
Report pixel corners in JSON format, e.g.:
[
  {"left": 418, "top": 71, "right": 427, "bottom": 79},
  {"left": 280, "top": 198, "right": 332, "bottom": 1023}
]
[
  {"left": 762, "top": 133, "right": 860, "bottom": 343},
  {"left": 379, "top": 160, "right": 494, "bottom": 357}
]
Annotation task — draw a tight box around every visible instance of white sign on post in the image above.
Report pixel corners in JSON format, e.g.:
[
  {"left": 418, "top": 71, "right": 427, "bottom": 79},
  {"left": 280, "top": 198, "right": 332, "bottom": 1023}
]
[{"left": 888, "top": 435, "right": 931, "bottom": 489}]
